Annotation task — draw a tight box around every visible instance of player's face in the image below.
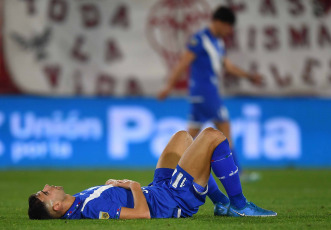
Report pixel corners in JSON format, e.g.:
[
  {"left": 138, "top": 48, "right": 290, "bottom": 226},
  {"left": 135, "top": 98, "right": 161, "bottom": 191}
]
[
  {"left": 215, "top": 21, "right": 233, "bottom": 37},
  {"left": 36, "top": 184, "right": 66, "bottom": 205}
]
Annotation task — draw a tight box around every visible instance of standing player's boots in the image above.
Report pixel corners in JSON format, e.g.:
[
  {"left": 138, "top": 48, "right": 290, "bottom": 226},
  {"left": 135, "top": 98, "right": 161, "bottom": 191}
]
[
  {"left": 214, "top": 202, "right": 230, "bottom": 216},
  {"left": 227, "top": 202, "right": 277, "bottom": 217}
]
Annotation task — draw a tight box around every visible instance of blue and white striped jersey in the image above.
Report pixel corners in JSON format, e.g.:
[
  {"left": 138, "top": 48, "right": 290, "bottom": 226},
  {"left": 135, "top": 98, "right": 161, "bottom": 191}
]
[
  {"left": 61, "top": 185, "right": 131, "bottom": 219},
  {"left": 187, "top": 27, "right": 226, "bottom": 100},
  {"left": 60, "top": 184, "right": 179, "bottom": 219}
]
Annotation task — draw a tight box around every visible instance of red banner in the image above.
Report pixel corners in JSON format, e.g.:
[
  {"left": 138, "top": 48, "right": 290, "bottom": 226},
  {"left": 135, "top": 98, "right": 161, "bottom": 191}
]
[{"left": 1, "top": 0, "right": 331, "bottom": 96}]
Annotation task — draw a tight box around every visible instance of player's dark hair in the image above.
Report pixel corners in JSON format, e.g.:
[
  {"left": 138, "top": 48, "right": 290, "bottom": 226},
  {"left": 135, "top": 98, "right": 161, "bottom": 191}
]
[
  {"left": 28, "top": 194, "right": 54, "bottom": 219},
  {"left": 212, "top": 6, "right": 236, "bottom": 25}
]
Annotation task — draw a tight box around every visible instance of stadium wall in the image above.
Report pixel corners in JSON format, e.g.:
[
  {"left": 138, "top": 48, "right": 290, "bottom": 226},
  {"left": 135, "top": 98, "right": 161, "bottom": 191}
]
[
  {"left": 0, "top": 97, "right": 330, "bottom": 169},
  {"left": 2, "top": 0, "right": 331, "bottom": 96}
]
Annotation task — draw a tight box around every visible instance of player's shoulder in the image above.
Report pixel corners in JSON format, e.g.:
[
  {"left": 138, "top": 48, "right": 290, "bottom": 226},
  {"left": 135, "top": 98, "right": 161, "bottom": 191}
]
[
  {"left": 191, "top": 27, "right": 208, "bottom": 39},
  {"left": 188, "top": 28, "right": 207, "bottom": 48}
]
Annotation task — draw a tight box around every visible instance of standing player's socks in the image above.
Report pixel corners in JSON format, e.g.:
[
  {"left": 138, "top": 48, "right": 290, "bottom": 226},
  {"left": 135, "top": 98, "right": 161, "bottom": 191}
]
[
  {"left": 210, "top": 139, "right": 246, "bottom": 209},
  {"left": 207, "top": 174, "right": 229, "bottom": 205}
]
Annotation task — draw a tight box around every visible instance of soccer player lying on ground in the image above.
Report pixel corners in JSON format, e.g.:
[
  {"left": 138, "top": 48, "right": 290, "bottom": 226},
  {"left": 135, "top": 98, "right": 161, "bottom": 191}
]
[{"left": 28, "top": 128, "right": 277, "bottom": 219}]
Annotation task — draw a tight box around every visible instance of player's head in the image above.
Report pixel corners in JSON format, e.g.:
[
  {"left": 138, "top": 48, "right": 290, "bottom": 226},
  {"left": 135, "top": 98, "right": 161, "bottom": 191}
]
[
  {"left": 211, "top": 6, "right": 236, "bottom": 37},
  {"left": 28, "top": 184, "right": 66, "bottom": 219}
]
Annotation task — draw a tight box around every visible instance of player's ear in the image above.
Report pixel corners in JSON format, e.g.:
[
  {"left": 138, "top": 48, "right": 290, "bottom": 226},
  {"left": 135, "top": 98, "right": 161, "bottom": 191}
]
[{"left": 52, "top": 201, "right": 61, "bottom": 212}]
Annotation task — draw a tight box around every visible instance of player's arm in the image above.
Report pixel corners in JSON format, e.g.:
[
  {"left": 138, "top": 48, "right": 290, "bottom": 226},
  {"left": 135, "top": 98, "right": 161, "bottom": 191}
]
[
  {"left": 157, "top": 50, "right": 196, "bottom": 100},
  {"left": 223, "top": 57, "right": 263, "bottom": 85},
  {"left": 108, "top": 180, "right": 151, "bottom": 219}
]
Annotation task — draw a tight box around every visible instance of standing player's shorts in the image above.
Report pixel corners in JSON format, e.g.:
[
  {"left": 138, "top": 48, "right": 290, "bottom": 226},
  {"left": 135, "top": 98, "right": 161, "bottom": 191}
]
[
  {"left": 146, "top": 165, "right": 207, "bottom": 218},
  {"left": 189, "top": 96, "right": 229, "bottom": 128}
]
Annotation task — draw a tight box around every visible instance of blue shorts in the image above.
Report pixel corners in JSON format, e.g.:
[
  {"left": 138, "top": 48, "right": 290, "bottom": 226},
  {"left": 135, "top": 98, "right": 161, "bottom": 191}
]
[
  {"left": 189, "top": 96, "right": 229, "bottom": 128},
  {"left": 147, "top": 165, "right": 207, "bottom": 218}
]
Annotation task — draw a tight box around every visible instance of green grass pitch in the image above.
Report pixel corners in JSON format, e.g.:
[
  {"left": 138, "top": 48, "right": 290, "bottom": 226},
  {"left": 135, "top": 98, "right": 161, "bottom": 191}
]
[{"left": 0, "top": 169, "right": 330, "bottom": 230}]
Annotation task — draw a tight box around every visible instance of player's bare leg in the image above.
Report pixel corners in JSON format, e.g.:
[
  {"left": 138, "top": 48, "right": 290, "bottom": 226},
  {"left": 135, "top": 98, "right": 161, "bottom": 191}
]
[
  {"left": 191, "top": 125, "right": 232, "bottom": 214},
  {"left": 188, "top": 126, "right": 200, "bottom": 139},
  {"left": 156, "top": 131, "right": 193, "bottom": 169},
  {"left": 178, "top": 127, "right": 225, "bottom": 186}
]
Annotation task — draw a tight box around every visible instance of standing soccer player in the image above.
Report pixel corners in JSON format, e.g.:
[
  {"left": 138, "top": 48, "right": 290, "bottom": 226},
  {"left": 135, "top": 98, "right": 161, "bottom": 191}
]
[{"left": 158, "top": 6, "right": 262, "bottom": 182}]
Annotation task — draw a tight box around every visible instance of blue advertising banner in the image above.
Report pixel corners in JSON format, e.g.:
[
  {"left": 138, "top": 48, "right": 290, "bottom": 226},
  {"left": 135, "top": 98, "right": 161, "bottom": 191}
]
[{"left": 0, "top": 97, "right": 330, "bottom": 169}]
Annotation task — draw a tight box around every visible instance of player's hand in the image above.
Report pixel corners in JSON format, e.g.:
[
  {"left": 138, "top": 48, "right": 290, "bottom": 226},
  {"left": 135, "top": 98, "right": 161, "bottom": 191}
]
[
  {"left": 157, "top": 86, "right": 171, "bottom": 100},
  {"left": 107, "top": 179, "right": 140, "bottom": 190},
  {"left": 248, "top": 73, "right": 264, "bottom": 86},
  {"left": 105, "top": 179, "right": 117, "bottom": 185},
  {"left": 116, "top": 180, "right": 141, "bottom": 190},
  {"left": 105, "top": 179, "right": 131, "bottom": 187}
]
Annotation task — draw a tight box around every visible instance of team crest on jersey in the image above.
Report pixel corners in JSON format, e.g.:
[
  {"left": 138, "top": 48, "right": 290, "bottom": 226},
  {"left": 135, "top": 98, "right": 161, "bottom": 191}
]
[{"left": 99, "top": 211, "right": 110, "bottom": 219}]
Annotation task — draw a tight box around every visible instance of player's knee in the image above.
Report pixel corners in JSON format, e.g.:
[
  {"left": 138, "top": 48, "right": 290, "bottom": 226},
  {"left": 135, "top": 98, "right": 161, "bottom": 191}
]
[
  {"left": 200, "top": 127, "right": 220, "bottom": 137},
  {"left": 200, "top": 127, "right": 226, "bottom": 146},
  {"left": 173, "top": 130, "right": 193, "bottom": 142}
]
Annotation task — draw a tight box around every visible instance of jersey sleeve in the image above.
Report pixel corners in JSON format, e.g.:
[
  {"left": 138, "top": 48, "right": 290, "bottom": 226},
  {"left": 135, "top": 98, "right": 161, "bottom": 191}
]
[
  {"left": 186, "top": 34, "right": 204, "bottom": 55},
  {"left": 81, "top": 197, "right": 122, "bottom": 219}
]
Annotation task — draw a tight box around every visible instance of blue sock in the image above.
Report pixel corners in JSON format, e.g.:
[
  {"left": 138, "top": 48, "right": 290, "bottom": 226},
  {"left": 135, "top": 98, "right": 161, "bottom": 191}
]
[
  {"left": 229, "top": 193, "right": 246, "bottom": 210},
  {"left": 207, "top": 174, "right": 230, "bottom": 205},
  {"left": 211, "top": 139, "right": 247, "bottom": 209}
]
